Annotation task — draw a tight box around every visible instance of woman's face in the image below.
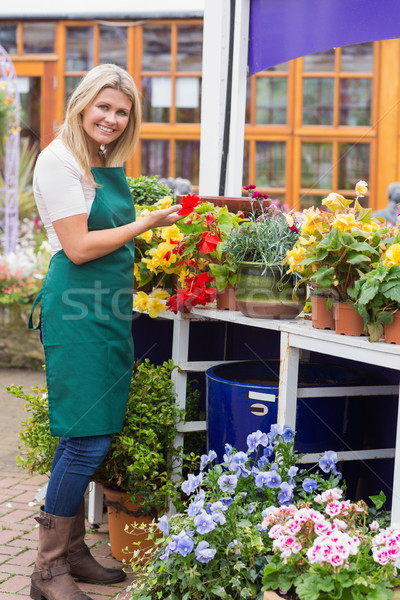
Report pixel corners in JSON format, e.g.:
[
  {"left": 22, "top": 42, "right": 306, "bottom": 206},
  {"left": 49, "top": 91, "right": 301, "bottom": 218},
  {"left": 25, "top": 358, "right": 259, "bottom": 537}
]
[{"left": 81, "top": 87, "right": 132, "bottom": 152}]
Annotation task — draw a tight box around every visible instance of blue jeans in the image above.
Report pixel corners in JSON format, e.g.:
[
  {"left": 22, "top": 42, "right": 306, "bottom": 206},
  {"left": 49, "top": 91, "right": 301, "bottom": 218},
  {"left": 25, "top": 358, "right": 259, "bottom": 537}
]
[{"left": 44, "top": 435, "right": 111, "bottom": 517}]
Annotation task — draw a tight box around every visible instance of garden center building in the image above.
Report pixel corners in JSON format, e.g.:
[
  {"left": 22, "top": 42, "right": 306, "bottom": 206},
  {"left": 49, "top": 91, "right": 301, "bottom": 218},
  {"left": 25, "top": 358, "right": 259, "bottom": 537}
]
[{"left": 1, "top": 0, "right": 400, "bottom": 210}]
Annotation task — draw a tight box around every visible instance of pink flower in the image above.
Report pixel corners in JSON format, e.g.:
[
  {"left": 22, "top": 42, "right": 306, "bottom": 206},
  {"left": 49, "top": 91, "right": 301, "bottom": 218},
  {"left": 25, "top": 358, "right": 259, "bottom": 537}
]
[{"left": 369, "top": 520, "right": 379, "bottom": 531}]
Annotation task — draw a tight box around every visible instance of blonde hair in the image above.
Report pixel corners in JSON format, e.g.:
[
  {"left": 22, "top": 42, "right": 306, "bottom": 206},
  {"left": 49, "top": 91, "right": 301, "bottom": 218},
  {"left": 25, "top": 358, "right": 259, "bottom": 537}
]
[{"left": 58, "top": 64, "right": 141, "bottom": 184}]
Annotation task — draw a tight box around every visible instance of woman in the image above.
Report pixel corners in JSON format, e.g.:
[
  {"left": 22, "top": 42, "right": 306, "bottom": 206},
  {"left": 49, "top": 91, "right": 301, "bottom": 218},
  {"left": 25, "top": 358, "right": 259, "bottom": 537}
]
[{"left": 29, "top": 64, "right": 184, "bottom": 600}]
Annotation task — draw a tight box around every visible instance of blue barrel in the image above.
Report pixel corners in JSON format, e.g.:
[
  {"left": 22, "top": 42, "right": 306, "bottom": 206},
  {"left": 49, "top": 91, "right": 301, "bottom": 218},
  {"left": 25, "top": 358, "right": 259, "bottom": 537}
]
[{"left": 206, "top": 360, "right": 362, "bottom": 460}]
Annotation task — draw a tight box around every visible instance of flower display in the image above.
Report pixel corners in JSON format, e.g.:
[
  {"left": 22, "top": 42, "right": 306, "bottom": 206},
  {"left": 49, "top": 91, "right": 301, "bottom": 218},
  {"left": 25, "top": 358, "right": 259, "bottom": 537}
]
[
  {"left": 285, "top": 181, "right": 390, "bottom": 303},
  {"left": 133, "top": 195, "right": 243, "bottom": 316},
  {"left": 262, "top": 491, "right": 400, "bottom": 600},
  {"left": 129, "top": 424, "right": 376, "bottom": 600}
]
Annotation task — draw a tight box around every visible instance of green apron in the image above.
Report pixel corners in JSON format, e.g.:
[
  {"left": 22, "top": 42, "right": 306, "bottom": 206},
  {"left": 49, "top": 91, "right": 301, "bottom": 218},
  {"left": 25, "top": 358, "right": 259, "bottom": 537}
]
[{"left": 29, "top": 167, "right": 135, "bottom": 437}]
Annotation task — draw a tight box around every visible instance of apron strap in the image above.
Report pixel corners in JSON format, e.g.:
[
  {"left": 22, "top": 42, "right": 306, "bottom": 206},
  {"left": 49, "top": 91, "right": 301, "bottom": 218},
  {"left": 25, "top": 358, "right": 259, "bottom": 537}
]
[{"left": 28, "top": 290, "right": 43, "bottom": 331}]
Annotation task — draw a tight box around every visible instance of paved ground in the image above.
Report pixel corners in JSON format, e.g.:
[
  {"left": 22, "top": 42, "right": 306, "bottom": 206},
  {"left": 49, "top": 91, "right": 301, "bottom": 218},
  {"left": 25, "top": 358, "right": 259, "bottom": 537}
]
[{"left": 0, "top": 368, "right": 136, "bottom": 600}]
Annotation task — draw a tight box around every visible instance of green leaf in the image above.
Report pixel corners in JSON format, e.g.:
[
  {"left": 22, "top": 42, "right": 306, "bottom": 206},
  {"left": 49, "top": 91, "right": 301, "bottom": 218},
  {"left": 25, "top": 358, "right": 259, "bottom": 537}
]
[
  {"left": 369, "top": 490, "right": 386, "bottom": 510},
  {"left": 311, "top": 265, "right": 335, "bottom": 288}
]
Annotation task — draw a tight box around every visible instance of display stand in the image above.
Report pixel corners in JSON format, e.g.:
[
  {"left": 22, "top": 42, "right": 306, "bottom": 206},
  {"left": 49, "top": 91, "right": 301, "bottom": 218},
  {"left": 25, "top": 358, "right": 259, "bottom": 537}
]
[{"left": 88, "top": 307, "right": 400, "bottom": 524}]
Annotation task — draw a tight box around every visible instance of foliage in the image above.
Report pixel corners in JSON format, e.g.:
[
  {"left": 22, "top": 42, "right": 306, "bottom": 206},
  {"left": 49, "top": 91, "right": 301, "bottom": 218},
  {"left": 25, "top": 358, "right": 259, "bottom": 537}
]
[
  {"left": 133, "top": 194, "right": 244, "bottom": 316},
  {"left": 7, "top": 380, "right": 58, "bottom": 474},
  {"left": 94, "top": 359, "right": 185, "bottom": 515},
  {"left": 261, "top": 490, "right": 400, "bottom": 600},
  {"left": 348, "top": 241, "right": 400, "bottom": 341},
  {"left": 224, "top": 186, "right": 301, "bottom": 277},
  {"left": 130, "top": 424, "right": 352, "bottom": 600},
  {"left": 127, "top": 174, "right": 174, "bottom": 206},
  {"left": 285, "top": 181, "right": 390, "bottom": 303}
]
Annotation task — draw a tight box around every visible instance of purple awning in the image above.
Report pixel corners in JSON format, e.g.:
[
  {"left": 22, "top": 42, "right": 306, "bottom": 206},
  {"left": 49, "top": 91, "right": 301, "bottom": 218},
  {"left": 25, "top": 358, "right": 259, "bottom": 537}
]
[{"left": 249, "top": 0, "right": 400, "bottom": 75}]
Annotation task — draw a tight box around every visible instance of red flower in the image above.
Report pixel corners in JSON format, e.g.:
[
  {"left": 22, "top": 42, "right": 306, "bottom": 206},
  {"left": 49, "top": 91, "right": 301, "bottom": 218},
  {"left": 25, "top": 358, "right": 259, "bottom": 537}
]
[
  {"left": 289, "top": 224, "right": 299, "bottom": 234},
  {"left": 177, "top": 194, "right": 202, "bottom": 216},
  {"left": 196, "top": 232, "right": 222, "bottom": 254},
  {"left": 206, "top": 213, "right": 215, "bottom": 224},
  {"left": 243, "top": 184, "right": 256, "bottom": 191}
]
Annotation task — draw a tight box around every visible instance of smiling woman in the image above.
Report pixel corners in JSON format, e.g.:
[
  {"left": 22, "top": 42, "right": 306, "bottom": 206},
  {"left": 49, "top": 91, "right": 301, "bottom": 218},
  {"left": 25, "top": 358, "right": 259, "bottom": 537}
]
[{"left": 81, "top": 88, "right": 132, "bottom": 166}]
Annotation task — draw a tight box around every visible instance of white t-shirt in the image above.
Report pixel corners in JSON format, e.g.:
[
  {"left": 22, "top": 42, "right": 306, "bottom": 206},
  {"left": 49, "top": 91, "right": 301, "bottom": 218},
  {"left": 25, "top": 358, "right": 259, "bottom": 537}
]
[{"left": 33, "top": 138, "right": 96, "bottom": 254}]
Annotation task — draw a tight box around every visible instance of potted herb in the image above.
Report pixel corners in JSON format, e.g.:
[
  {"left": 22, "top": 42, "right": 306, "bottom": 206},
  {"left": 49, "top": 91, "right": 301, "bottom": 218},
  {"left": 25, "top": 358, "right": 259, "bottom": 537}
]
[{"left": 224, "top": 185, "right": 304, "bottom": 318}]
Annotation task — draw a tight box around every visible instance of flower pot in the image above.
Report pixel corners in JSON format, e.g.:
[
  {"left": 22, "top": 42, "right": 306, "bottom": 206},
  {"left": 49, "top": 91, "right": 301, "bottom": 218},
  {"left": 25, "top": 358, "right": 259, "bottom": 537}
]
[
  {"left": 311, "top": 295, "right": 335, "bottom": 330},
  {"left": 384, "top": 312, "right": 400, "bottom": 344},
  {"left": 216, "top": 284, "right": 239, "bottom": 311},
  {"left": 103, "top": 487, "right": 158, "bottom": 564},
  {"left": 234, "top": 262, "right": 305, "bottom": 319},
  {"left": 333, "top": 302, "right": 364, "bottom": 336}
]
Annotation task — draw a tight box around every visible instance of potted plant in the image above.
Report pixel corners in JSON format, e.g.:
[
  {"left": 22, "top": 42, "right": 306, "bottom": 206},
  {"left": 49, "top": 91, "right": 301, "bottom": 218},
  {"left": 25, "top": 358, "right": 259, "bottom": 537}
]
[
  {"left": 127, "top": 174, "right": 174, "bottom": 207},
  {"left": 223, "top": 185, "right": 304, "bottom": 318},
  {"left": 8, "top": 358, "right": 185, "bottom": 563},
  {"left": 286, "top": 181, "right": 388, "bottom": 335},
  {"left": 129, "top": 423, "right": 399, "bottom": 600},
  {"left": 133, "top": 195, "right": 244, "bottom": 315},
  {"left": 348, "top": 238, "right": 400, "bottom": 342}
]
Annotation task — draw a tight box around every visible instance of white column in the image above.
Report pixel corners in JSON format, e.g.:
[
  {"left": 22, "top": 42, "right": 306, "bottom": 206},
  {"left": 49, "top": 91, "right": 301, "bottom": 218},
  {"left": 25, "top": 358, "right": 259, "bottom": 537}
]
[
  {"left": 225, "top": 0, "right": 250, "bottom": 196},
  {"left": 278, "top": 331, "right": 300, "bottom": 429},
  {"left": 199, "top": 0, "right": 231, "bottom": 195},
  {"left": 391, "top": 379, "right": 400, "bottom": 525}
]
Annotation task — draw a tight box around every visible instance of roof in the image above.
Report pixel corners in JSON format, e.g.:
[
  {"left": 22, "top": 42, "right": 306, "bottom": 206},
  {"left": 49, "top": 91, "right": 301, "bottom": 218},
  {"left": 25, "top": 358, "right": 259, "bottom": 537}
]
[{"left": 0, "top": 0, "right": 205, "bottom": 20}]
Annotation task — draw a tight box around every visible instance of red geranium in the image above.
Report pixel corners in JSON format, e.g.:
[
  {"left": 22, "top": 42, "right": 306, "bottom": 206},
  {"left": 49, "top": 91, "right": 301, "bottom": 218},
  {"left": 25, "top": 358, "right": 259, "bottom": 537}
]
[
  {"left": 166, "top": 271, "right": 216, "bottom": 314},
  {"left": 177, "top": 194, "right": 202, "bottom": 216}
]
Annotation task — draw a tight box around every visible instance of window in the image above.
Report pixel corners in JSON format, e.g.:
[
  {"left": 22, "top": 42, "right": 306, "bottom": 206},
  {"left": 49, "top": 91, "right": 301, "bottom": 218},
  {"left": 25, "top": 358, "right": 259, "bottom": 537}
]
[
  {"left": 23, "top": 23, "right": 55, "bottom": 54},
  {"left": 0, "top": 25, "right": 17, "bottom": 54}
]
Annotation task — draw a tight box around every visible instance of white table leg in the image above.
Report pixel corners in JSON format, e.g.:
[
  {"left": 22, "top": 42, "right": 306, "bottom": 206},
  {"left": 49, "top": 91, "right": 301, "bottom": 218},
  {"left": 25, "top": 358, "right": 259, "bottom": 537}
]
[
  {"left": 391, "top": 379, "right": 400, "bottom": 525},
  {"left": 278, "top": 331, "right": 300, "bottom": 429}
]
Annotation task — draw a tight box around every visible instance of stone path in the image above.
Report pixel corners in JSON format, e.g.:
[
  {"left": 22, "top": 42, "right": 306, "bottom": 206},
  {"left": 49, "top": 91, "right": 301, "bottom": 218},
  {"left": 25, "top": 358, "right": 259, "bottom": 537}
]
[{"left": 0, "top": 368, "right": 136, "bottom": 599}]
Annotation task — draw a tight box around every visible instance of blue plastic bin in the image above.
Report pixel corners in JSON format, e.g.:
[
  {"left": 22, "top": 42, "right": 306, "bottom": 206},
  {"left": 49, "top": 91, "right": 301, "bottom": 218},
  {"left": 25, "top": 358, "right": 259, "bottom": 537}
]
[{"left": 206, "top": 360, "right": 365, "bottom": 460}]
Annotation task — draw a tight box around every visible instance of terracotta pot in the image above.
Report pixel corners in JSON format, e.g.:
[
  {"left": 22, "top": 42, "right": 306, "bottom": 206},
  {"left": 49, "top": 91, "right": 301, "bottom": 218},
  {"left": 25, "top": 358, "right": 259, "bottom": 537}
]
[
  {"left": 311, "top": 295, "right": 335, "bottom": 330},
  {"left": 234, "top": 262, "right": 306, "bottom": 319},
  {"left": 176, "top": 195, "right": 271, "bottom": 214},
  {"left": 333, "top": 302, "right": 364, "bottom": 336},
  {"left": 384, "top": 312, "right": 400, "bottom": 344},
  {"left": 103, "top": 487, "right": 158, "bottom": 564},
  {"left": 216, "top": 284, "right": 239, "bottom": 311}
]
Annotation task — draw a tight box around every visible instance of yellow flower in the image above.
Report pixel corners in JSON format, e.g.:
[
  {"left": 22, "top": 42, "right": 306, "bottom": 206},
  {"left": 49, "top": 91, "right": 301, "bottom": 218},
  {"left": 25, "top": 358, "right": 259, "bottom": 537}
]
[
  {"left": 285, "top": 214, "right": 294, "bottom": 228},
  {"left": 134, "top": 263, "right": 141, "bottom": 281},
  {"left": 298, "top": 235, "right": 316, "bottom": 246},
  {"left": 156, "top": 195, "right": 174, "bottom": 209},
  {"left": 147, "top": 242, "right": 177, "bottom": 270},
  {"left": 331, "top": 213, "right": 358, "bottom": 231},
  {"left": 150, "top": 288, "right": 170, "bottom": 300},
  {"left": 384, "top": 244, "right": 400, "bottom": 266},
  {"left": 360, "top": 222, "right": 379, "bottom": 234},
  {"left": 139, "top": 229, "right": 153, "bottom": 243},
  {"left": 286, "top": 245, "right": 306, "bottom": 273},
  {"left": 133, "top": 291, "right": 150, "bottom": 312},
  {"left": 148, "top": 297, "right": 168, "bottom": 318},
  {"left": 301, "top": 208, "right": 324, "bottom": 235},
  {"left": 161, "top": 224, "right": 183, "bottom": 243},
  {"left": 355, "top": 180, "right": 368, "bottom": 196}
]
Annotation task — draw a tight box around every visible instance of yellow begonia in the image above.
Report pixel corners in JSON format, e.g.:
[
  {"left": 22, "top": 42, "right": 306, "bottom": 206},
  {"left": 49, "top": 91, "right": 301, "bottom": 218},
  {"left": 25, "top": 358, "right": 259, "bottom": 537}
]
[
  {"left": 298, "top": 235, "right": 316, "bottom": 246},
  {"left": 285, "top": 214, "right": 294, "bottom": 228},
  {"left": 286, "top": 246, "right": 306, "bottom": 273},
  {"left": 139, "top": 229, "right": 153, "bottom": 243},
  {"left": 143, "top": 241, "right": 177, "bottom": 273},
  {"left": 301, "top": 208, "right": 324, "bottom": 235},
  {"left": 360, "top": 222, "right": 379, "bottom": 234},
  {"left": 133, "top": 291, "right": 150, "bottom": 313},
  {"left": 355, "top": 180, "right": 368, "bottom": 196},
  {"left": 150, "top": 288, "right": 170, "bottom": 300},
  {"left": 384, "top": 244, "right": 400, "bottom": 266},
  {"left": 161, "top": 224, "right": 184, "bottom": 243},
  {"left": 134, "top": 263, "right": 141, "bottom": 281},
  {"left": 156, "top": 196, "right": 174, "bottom": 209},
  {"left": 331, "top": 213, "right": 358, "bottom": 231},
  {"left": 147, "top": 297, "right": 167, "bottom": 318}
]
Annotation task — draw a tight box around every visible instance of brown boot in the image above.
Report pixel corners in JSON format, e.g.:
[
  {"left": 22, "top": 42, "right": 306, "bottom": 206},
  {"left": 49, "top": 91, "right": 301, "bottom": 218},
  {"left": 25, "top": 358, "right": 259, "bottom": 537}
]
[
  {"left": 68, "top": 500, "right": 126, "bottom": 584},
  {"left": 30, "top": 507, "right": 93, "bottom": 600}
]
